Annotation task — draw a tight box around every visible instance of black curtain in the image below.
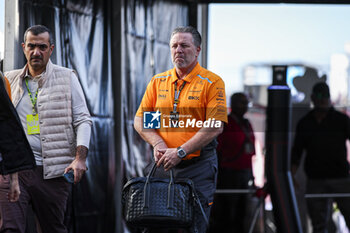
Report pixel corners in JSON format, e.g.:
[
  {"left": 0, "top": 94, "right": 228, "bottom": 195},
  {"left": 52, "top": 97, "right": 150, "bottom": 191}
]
[
  {"left": 121, "top": 3, "right": 189, "bottom": 231},
  {"left": 17, "top": 0, "right": 113, "bottom": 232},
  {"left": 122, "top": 0, "right": 188, "bottom": 178},
  {"left": 15, "top": 0, "right": 190, "bottom": 232}
]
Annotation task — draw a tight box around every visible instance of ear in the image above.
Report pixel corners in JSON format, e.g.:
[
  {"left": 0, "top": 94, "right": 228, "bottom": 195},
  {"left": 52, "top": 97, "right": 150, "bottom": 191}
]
[
  {"left": 21, "top": 42, "right": 25, "bottom": 52},
  {"left": 195, "top": 46, "right": 201, "bottom": 57},
  {"left": 49, "top": 44, "right": 55, "bottom": 56}
]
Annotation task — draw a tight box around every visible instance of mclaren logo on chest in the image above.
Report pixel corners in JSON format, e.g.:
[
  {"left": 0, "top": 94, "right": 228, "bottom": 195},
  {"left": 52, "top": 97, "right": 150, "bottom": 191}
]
[{"left": 188, "top": 96, "right": 199, "bottom": 100}]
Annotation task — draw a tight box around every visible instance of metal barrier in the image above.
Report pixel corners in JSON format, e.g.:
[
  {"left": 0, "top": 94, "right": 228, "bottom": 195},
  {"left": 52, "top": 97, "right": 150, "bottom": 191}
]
[
  {"left": 305, "top": 193, "right": 350, "bottom": 199},
  {"left": 305, "top": 193, "right": 350, "bottom": 233},
  {"left": 215, "top": 189, "right": 256, "bottom": 194},
  {"left": 214, "top": 189, "right": 350, "bottom": 233},
  {"left": 214, "top": 187, "right": 267, "bottom": 233}
]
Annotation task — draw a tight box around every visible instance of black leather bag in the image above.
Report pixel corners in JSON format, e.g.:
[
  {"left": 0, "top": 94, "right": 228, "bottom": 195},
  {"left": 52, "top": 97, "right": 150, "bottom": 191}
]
[{"left": 122, "top": 163, "right": 195, "bottom": 229}]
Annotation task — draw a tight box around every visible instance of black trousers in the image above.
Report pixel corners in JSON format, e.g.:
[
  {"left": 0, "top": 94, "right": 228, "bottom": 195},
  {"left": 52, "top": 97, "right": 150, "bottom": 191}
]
[
  {"left": 306, "top": 178, "right": 350, "bottom": 233},
  {"left": 0, "top": 166, "right": 71, "bottom": 233}
]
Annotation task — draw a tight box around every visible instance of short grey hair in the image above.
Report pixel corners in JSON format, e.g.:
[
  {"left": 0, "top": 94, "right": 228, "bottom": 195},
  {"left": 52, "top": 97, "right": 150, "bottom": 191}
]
[
  {"left": 170, "top": 26, "right": 201, "bottom": 47},
  {"left": 24, "top": 25, "right": 54, "bottom": 45}
]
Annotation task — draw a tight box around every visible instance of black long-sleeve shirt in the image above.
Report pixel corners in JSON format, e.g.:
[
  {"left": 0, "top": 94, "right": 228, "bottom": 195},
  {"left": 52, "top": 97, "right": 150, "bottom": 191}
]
[
  {"left": 291, "top": 107, "right": 350, "bottom": 179},
  {"left": 0, "top": 75, "right": 36, "bottom": 174}
]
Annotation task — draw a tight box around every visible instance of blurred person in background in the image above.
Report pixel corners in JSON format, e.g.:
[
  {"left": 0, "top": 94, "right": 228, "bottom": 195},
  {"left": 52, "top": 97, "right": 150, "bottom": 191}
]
[
  {"left": 210, "top": 92, "right": 256, "bottom": 233},
  {"left": 292, "top": 82, "right": 350, "bottom": 233}
]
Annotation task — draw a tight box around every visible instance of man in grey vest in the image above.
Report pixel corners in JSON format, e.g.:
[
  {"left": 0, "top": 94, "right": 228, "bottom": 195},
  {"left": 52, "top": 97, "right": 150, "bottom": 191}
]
[{"left": 0, "top": 25, "right": 92, "bottom": 233}]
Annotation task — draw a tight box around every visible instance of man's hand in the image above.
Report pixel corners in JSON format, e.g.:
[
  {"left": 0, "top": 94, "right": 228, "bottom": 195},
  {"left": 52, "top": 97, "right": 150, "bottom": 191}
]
[
  {"left": 8, "top": 173, "right": 20, "bottom": 202},
  {"left": 65, "top": 158, "right": 87, "bottom": 184},
  {"left": 64, "top": 146, "right": 88, "bottom": 184},
  {"left": 157, "top": 148, "right": 182, "bottom": 171},
  {"left": 153, "top": 141, "right": 168, "bottom": 163}
]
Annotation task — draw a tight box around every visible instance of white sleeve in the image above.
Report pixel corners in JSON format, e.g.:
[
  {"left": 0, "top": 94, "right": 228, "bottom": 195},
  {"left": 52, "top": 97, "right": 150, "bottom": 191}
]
[{"left": 71, "top": 72, "right": 92, "bottom": 149}]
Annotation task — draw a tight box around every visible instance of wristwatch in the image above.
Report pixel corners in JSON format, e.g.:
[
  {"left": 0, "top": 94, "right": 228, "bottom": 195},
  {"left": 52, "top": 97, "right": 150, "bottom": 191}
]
[{"left": 177, "top": 147, "right": 187, "bottom": 159}]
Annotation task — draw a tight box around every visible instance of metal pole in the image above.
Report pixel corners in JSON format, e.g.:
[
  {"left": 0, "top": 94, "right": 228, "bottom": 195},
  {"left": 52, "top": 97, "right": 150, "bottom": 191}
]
[
  {"left": 4, "top": 0, "right": 19, "bottom": 71},
  {"left": 109, "top": 0, "right": 123, "bottom": 232},
  {"left": 248, "top": 197, "right": 264, "bottom": 233},
  {"left": 263, "top": 197, "right": 267, "bottom": 233},
  {"left": 265, "top": 67, "right": 303, "bottom": 233},
  {"left": 197, "top": 3, "right": 208, "bottom": 68}
]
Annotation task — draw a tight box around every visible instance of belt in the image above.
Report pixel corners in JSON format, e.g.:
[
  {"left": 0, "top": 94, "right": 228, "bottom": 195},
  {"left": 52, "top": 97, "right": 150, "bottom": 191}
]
[{"left": 177, "top": 148, "right": 216, "bottom": 168}]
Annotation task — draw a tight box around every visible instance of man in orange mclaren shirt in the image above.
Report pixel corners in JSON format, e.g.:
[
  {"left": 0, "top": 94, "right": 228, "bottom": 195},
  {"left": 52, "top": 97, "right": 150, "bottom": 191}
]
[{"left": 134, "top": 26, "right": 227, "bottom": 233}]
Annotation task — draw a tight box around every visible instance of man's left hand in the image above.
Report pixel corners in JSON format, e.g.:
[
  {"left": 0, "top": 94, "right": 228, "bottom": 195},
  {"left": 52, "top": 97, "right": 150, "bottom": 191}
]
[
  {"left": 64, "top": 158, "right": 87, "bottom": 184},
  {"left": 64, "top": 145, "right": 88, "bottom": 184},
  {"left": 157, "top": 148, "right": 182, "bottom": 171}
]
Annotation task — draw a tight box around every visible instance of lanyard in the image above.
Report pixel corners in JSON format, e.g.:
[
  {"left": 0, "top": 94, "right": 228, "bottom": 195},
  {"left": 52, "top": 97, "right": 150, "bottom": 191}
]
[
  {"left": 25, "top": 78, "right": 39, "bottom": 115},
  {"left": 173, "top": 80, "right": 186, "bottom": 112}
]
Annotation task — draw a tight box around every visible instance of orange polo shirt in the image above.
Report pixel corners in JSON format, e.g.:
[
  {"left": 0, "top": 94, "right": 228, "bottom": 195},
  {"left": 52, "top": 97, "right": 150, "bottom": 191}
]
[{"left": 136, "top": 62, "right": 228, "bottom": 159}]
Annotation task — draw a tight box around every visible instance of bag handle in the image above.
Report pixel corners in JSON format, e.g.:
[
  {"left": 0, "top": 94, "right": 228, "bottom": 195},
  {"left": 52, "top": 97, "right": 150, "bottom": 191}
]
[
  {"left": 142, "top": 163, "right": 209, "bottom": 227},
  {"left": 142, "top": 163, "right": 175, "bottom": 209},
  {"left": 192, "top": 186, "right": 209, "bottom": 226}
]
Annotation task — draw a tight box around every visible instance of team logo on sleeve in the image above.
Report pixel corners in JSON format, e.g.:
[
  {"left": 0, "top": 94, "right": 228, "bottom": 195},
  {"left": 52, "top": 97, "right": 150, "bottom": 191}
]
[{"left": 143, "top": 110, "right": 161, "bottom": 129}]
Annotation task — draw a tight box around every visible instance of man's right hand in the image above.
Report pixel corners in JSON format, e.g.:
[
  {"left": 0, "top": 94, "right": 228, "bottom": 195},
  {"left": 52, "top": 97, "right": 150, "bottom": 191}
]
[
  {"left": 153, "top": 141, "right": 168, "bottom": 162},
  {"left": 156, "top": 148, "right": 182, "bottom": 171},
  {"left": 8, "top": 173, "right": 20, "bottom": 202}
]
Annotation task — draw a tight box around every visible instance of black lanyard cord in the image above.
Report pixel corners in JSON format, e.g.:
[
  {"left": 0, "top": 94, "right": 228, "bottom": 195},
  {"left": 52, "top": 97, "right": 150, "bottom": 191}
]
[{"left": 173, "top": 80, "right": 186, "bottom": 112}]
